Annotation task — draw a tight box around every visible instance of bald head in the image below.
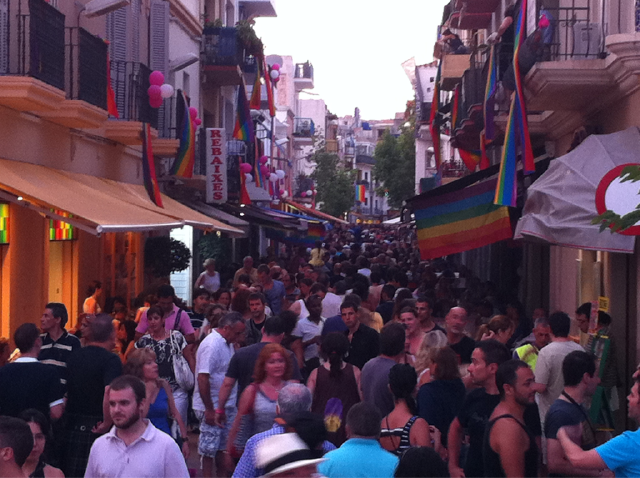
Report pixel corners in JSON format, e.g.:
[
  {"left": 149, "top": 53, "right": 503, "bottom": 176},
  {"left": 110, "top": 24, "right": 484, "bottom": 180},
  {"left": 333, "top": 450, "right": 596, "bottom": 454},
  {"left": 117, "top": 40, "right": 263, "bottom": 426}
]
[{"left": 446, "top": 307, "right": 467, "bottom": 336}]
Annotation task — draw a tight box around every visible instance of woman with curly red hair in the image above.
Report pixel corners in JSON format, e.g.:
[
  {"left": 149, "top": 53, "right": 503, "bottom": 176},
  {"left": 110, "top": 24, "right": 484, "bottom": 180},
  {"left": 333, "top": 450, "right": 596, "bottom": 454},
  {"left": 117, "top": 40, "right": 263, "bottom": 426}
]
[{"left": 226, "top": 343, "right": 292, "bottom": 456}]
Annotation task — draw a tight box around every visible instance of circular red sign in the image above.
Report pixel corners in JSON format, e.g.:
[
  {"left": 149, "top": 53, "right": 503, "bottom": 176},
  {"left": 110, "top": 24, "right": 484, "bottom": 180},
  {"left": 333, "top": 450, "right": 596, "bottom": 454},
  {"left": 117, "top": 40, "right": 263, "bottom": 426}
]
[{"left": 595, "top": 163, "right": 640, "bottom": 236}]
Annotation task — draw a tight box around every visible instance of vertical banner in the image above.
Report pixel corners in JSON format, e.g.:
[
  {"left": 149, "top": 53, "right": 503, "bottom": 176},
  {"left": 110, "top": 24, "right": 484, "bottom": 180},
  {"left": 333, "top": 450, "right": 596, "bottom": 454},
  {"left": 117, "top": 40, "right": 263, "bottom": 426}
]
[{"left": 206, "top": 128, "right": 227, "bottom": 203}]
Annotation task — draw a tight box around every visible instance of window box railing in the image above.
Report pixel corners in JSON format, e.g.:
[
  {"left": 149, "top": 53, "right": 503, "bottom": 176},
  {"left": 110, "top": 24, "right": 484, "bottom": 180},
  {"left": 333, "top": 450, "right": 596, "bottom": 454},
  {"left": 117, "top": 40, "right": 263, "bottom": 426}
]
[
  {"left": 293, "top": 117, "right": 315, "bottom": 137},
  {"left": 294, "top": 61, "right": 313, "bottom": 80},
  {"left": 65, "top": 27, "right": 107, "bottom": 110},
  {"left": 202, "top": 27, "right": 244, "bottom": 67},
  {"left": 109, "top": 60, "right": 158, "bottom": 127},
  {"left": 4, "top": 0, "right": 66, "bottom": 90}
]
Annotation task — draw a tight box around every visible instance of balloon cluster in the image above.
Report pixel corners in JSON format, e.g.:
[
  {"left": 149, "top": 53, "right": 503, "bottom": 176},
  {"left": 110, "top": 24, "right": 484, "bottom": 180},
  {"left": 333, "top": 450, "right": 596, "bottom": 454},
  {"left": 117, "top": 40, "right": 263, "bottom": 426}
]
[
  {"left": 300, "top": 188, "right": 316, "bottom": 198},
  {"left": 241, "top": 156, "right": 286, "bottom": 185},
  {"left": 270, "top": 63, "right": 280, "bottom": 84},
  {"left": 147, "top": 71, "right": 173, "bottom": 109}
]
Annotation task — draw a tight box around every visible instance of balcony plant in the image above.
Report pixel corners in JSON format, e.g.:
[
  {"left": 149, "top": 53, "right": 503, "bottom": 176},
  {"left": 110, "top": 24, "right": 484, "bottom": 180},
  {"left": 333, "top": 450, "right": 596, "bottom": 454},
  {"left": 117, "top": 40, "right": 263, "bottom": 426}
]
[{"left": 236, "top": 20, "right": 263, "bottom": 57}]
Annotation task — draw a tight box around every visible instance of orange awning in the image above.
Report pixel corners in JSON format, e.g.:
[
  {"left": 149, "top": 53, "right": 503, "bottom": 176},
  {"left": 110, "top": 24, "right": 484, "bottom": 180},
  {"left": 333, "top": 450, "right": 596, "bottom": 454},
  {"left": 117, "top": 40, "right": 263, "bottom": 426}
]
[
  {"left": 283, "top": 199, "right": 349, "bottom": 225},
  {"left": 0, "top": 159, "right": 243, "bottom": 236}
]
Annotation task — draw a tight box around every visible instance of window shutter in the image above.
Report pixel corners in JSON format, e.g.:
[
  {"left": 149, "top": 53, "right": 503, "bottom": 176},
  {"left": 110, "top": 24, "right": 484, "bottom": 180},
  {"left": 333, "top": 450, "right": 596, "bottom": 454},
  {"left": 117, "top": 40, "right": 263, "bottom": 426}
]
[
  {"left": 107, "top": 7, "right": 129, "bottom": 116},
  {"left": 0, "top": 0, "right": 8, "bottom": 74},
  {"left": 130, "top": 0, "right": 140, "bottom": 63},
  {"left": 150, "top": 0, "right": 170, "bottom": 135}
]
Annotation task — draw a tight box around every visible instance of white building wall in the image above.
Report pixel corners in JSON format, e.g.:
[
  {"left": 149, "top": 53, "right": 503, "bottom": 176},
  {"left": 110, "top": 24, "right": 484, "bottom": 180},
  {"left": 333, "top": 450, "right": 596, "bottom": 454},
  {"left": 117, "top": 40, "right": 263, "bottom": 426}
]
[
  {"left": 170, "top": 225, "right": 194, "bottom": 304},
  {"left": 168, "top": 21, "right": 201, "bottom": 111}
]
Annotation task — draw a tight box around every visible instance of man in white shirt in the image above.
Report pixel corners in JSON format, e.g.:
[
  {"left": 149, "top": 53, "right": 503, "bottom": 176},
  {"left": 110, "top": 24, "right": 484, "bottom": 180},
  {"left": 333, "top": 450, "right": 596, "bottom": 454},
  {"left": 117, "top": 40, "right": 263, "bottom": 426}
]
[
  {"left": 292, "top": 295, "right": 326, "bottom": 376},
  {"left": 533, "top": 311, "right": 584, "bottom": 462},
  {"left": 311, "top": 282, "right": 341, "bottom": 319},
  {"left": 84, "top": 375, "right": 189, "bottom": 478},
  {"left": 193, "top": 312, "right": 246, "bottom": 478}
]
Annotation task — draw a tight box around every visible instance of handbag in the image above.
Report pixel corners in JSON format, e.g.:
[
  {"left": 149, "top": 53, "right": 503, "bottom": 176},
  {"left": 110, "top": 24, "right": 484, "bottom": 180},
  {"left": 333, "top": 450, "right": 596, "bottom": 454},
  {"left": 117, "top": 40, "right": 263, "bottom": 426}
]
[{"left": 170, "top": 310, "right": 195, "bottom": 391}]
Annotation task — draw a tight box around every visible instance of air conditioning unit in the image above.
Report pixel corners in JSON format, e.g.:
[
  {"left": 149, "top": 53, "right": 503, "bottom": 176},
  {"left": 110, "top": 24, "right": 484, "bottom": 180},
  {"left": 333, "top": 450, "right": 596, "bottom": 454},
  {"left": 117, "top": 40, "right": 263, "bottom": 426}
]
[
  {"left": 84, "top": 0, "right": 130, "bottom": 18},
  {"left": 573, "top": 23, "right": 602, "bottom": 57}
]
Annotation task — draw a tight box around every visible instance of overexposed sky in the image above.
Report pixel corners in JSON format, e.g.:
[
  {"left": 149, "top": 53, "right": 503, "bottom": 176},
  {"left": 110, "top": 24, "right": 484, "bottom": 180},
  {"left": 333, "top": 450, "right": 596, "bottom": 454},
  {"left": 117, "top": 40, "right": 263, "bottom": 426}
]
[{"left": 254, "top": 0, "right": 447, "bottom": 120}]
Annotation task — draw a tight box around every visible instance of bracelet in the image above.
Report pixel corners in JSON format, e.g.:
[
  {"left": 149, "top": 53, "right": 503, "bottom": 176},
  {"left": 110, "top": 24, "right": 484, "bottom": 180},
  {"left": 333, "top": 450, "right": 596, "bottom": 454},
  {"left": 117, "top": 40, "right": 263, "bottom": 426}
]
[{"left": 215, "top": 409, "right": 225, "bottom": 414}]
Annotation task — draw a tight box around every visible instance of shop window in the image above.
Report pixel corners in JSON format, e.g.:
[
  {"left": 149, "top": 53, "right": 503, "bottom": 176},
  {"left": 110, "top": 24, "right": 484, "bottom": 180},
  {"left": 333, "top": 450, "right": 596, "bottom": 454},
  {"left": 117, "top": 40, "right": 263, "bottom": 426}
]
[
  {"left": 49, "top": 210, "right": 75, "bottom": 241},
  {"left": 0, "top": 204, "right": 8, "bottom": 244}
]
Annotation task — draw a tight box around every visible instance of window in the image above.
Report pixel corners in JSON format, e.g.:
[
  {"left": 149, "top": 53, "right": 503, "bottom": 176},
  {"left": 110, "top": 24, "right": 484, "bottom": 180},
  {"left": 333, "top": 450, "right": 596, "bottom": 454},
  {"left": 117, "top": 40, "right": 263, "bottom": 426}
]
[
  {"left": 364, "top": 172, "right": 368, "bottom": 181},
  {"left": 375, "top": 199, "right": 378, "bottom": 208},
  {"left": 430, "top": 77, "right": 434, "bottom": 82},
  {"left": 183, "top": 72, "right": 190, "bottom": 98},
  {"left": 364, "top": 197, "right": 368, "bottom": 206},
  {"left": 427, "top": 87, "right": 431, "bottom": 92}
]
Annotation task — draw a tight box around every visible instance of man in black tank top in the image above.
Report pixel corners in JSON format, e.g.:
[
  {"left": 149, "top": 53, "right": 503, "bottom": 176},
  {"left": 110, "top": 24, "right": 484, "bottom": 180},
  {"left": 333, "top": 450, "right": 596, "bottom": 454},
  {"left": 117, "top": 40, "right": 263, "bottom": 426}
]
[{"left": 483, "top": 360, "right": 538, "bottom": 478}]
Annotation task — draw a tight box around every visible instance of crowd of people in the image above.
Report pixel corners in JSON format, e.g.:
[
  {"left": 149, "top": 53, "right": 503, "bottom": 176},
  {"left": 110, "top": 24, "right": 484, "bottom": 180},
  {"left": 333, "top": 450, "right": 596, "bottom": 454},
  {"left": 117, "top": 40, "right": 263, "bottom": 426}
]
[{"left": 0, "top": 224, "right": 637, "bottom": 478}]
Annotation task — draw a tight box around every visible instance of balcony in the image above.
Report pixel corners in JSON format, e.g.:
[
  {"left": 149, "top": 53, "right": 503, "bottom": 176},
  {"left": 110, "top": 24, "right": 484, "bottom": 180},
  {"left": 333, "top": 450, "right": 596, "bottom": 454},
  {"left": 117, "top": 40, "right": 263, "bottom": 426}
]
[
  {"left": 0, "top": 0, "right": 66, "bottom": 112},
  {"left": 451, "top": 58, "right": 487, "bottom": 151},
  {"left": 239, "top": 0, "right": 277, "bottom": 18},
  {"left": 104, "top": 60, "right": 158, "bottom": 145},
  {"left": 293, "top": 118, "right": 315, "bottom": 144},
  {"left": 294, "top": 61, "right": 314, "bottom": 90},
  {"left": 440, "top": 53, "right": 471, "bottom": 90},
  {"left": 524, "top": 3, "right": 614, "bottom": 113},
  {"left": 201, "top": 27, "right": 243, "bottom": 86},
  {"left": 40, "top": 27, "right": 109, "bottom": 129},
  {"left": 344, "top": 145, "right": 355, "bottom": 156},
  {"left": 441, "top": 158, "right": 467, "bottom": 179},
  {"left": 325, "top": 139, "right": 338, "bottom": 153},
  {"left": 153, "top": 96, "right": 180, "bottom": 157}
]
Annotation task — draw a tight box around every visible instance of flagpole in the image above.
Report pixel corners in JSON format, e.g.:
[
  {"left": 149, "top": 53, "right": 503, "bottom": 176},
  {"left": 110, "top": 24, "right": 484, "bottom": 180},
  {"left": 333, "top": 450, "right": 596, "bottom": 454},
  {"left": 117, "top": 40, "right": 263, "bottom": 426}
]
[{"left": 270, "top": 79, "right": 275, "bottom": 200}]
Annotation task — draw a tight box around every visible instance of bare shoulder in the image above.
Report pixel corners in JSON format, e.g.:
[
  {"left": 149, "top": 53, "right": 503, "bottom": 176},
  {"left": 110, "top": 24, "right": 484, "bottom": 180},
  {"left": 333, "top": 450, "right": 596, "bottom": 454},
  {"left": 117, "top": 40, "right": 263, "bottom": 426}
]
[{"left": 44, "top": 464, "right": 65, "bottom": 478}]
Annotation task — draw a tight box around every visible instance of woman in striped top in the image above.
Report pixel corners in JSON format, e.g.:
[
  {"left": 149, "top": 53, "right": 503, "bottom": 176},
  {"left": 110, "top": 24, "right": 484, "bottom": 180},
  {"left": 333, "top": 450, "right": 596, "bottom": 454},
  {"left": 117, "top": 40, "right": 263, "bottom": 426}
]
[{"left": 379, "top": 364, "right": 431, "bottom": 456}]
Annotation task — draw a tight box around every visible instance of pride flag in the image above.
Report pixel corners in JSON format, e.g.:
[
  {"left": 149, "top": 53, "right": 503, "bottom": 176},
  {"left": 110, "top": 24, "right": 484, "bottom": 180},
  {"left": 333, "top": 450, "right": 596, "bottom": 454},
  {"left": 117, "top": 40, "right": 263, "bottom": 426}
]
[
  {"left": 495, "top": 0, "right": 535, "bottom": 206},
  {"left": 233, "top": 81, "right": 254, "bottom": 144},
  {"left": 415, "top": 179, "right": 512, "bottom": 260},
  {"left": 249, "top": 60, "right": 262, "bottom": 110},
  {"left": 483, "top": 45, "right": 498, "bottom": 141},
  {"left": 142, "top": 123, "right": 163, "bottom": 208},
  {"left": 459, "top": 149, "right": 482, "bottom": 171},
  {"left": 262, "top": 55, "right": 276, "bottom": 118},
  {"left": 451, "top": 84, "right": 461, "bottom": 132},
  {"left": 170, "top": 90, "right": 195, "bottom": 178},
  {"left": 355, "top": 184, "right": 366, "bottom": 202}
]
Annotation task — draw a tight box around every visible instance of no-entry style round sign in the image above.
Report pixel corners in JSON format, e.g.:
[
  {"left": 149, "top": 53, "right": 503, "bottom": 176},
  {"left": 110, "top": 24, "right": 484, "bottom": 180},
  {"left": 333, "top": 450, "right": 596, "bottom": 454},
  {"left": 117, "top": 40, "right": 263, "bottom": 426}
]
[{"left": 595, "top": 163, "right": 640, "bottom": 235}]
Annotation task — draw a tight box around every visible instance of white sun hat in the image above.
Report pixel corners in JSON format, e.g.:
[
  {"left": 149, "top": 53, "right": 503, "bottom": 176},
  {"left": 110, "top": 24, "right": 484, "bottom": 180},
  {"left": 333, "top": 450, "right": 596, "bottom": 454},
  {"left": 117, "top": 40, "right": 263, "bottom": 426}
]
[{"left": 256, "top": 433, "right": 326, "bottom": 477}]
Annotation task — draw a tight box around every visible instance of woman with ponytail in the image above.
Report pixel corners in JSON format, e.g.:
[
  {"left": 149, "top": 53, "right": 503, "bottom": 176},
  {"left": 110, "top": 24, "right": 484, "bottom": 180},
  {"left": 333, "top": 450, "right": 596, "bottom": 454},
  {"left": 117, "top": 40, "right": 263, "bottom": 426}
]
[
  {"left": 475, "top": 314, "right": 515, "bottom": 344},
  {"left": 380, "top": 364, "right": 431, "bottom": 456},
  {"left": 307, "top": 332, "right": 361, "bottom": 447}
]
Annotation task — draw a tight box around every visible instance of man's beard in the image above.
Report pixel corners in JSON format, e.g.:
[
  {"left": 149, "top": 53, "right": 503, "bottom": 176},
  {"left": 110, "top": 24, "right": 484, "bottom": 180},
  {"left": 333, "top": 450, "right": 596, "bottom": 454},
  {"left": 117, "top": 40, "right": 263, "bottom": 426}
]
[{"left": 116, "top": 411, "right": 141, "bottom": 430}]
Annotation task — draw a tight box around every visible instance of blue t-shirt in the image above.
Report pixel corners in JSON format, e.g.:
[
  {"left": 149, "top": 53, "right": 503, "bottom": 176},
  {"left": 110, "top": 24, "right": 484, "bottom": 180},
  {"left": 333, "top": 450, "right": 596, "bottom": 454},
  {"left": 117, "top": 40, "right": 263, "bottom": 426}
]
[
  {"left": 263, "top": 280, "right": 285, "bottom": 315},
  {"left": 596, "top": 429, "right": 640, "bottom": 477},
  {"left": 318, "top": 438, "right": 398, "bottom": 478}
]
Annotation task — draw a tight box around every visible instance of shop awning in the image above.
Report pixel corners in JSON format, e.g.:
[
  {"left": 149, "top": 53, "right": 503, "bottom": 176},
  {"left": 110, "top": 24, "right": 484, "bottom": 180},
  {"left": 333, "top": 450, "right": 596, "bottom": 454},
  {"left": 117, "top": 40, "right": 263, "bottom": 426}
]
[
  {"left": 514, "top": 128, "right": 638, "bottom": 254},
  {"left": 0, "top": 159, "right": 235, "bottom": 235},
  {"left": 182, "top": 201, "right": 250, "bottom": 238},
  {"left": 283, "top": 199, "right": 349, "bottom": 224},
  {"left": 220, "top": 204, "right": 303, "bottom": 231}
]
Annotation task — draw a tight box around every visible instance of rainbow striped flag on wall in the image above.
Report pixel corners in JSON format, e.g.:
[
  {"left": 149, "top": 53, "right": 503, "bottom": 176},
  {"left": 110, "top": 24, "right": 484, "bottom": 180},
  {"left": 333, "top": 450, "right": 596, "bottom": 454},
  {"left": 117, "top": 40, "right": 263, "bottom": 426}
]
[
  {"left": 494, "top": 0, "right": 535, "bottom": 206},
  {"left": 233, "top": 82, "right": 254, "bottom": 143},
  {"left": 429, "top": 61, "right": 442, "bottom": 169},
  {"left": 415, "top": 178, "right": 512, "bottom": 260},
  {"left": 142, "top": 123, "right": 163, "bottom": 208},
  {"left": 49, "top": 210, "right": 75, "bottom": 241},
  {"left": 355, "top": 184, "right": 366, "bottom": 202},
  {"left": 170, "top": 90, "right": 195, "bottom": 178}
]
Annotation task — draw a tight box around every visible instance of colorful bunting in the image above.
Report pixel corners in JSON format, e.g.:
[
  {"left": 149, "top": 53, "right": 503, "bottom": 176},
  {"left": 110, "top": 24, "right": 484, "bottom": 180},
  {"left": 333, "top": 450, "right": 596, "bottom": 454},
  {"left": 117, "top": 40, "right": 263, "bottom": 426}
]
[
  {"left": 142, "top": 123, "right": 163, "bottom": 208},
  {"left": 170, "top": 90, "right": 195, "bottom": 178},
  {"left": 495, "top": 0, "right": 535, "bottom": 206}
]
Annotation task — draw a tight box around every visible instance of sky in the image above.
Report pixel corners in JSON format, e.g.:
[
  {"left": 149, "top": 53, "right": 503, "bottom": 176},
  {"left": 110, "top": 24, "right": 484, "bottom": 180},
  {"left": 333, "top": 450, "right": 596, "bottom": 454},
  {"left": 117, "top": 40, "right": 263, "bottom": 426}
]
[{"left": 254, "top": 0, "right": 447, "bottom": 121}]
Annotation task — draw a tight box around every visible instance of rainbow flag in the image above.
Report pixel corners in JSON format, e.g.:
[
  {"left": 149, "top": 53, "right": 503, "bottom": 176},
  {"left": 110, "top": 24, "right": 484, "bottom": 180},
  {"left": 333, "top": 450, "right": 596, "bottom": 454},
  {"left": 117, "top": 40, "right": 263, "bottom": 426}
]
[
  {"left": 451, "top": 84, "right": 461, "bottom": 132},
  {"left": 265, "top": 223, "right": 325, "bottom": 247},
  {"left": 171, "top": 90, "right": 195, "bottom": 178},
  {"left": 429, "top": 62, "right": 442, "bottom": 169},
  {"left": 355, "top": 184, "right": 366, "bottom": 202},
  {"left": 495, "top": 0, "right": 535, "bottom": 206},
  {"left": 233, "top": 81, "right": 254, "bottom": 143},
  {"left": 415, "top": 178, "right": 512, "bottom": 260},
  {"left": 480, "top": 132, "right": 490, "bottom": 170},
  {"left": 459, "top": 148, "right": 482, "bottom": 171},
  {"left": 483, "top": 45, "right": 498, "bottom": 141},
  {"left": 0, "top": 203, "right": 9, "bottom": 244},
  {"left": 142, "top": 123, "right": 163, "bottom": 208},
  {"left": 262, "top": 55, "right": 276, "bottom": 118},
  {"left": 249, "top": 61, "right": 262, "bottom": 110}
]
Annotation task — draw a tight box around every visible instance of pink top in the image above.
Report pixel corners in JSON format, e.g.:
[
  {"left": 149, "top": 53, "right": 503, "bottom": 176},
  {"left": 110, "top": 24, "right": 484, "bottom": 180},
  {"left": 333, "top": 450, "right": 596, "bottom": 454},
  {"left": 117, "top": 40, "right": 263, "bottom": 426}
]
[{"left": 135, "top": 304, "right": 195, "bottom": 337}]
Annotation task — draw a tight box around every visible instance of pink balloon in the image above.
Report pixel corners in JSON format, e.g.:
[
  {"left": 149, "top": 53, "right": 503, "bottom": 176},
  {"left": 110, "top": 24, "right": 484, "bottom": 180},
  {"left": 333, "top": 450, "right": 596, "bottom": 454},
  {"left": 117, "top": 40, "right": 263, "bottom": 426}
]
[
  {"left": 149, "top": 96, "right": 163, "bottom": 109},
  {"left": 272, "top": 63, "right": 280, "bottom": 71},
  {"left": 148, "top": 85, "right": 162, "bottom": 98},
  {"left": 259, "top": 155, "right": 269, "bottom": 164},
  {"left": 301, "top": 191, "right": 307, "bottom": 197},
  {"left": 189, "top": 107, "right": 198, "bottom": 120},
  {"left": 260, "top": 165, "right": 270, "bottom": 176},
  {"left": 279, "top": 188, "right": 285, "bottom": 195},
  {"left": 312, "top": 190, "right": 317, "bottom": 195},
  {"left": 149, "top": 71, "right": 164, "bottom": 86},
  {"left": 240, "top": 163, "right": 252, "bottom": 173},
  {"left": 194, "top": 118, "right": 202, "bottom": 126},
  {"left": 273, "top": 77, "right": 280, "bottom": 84}
]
